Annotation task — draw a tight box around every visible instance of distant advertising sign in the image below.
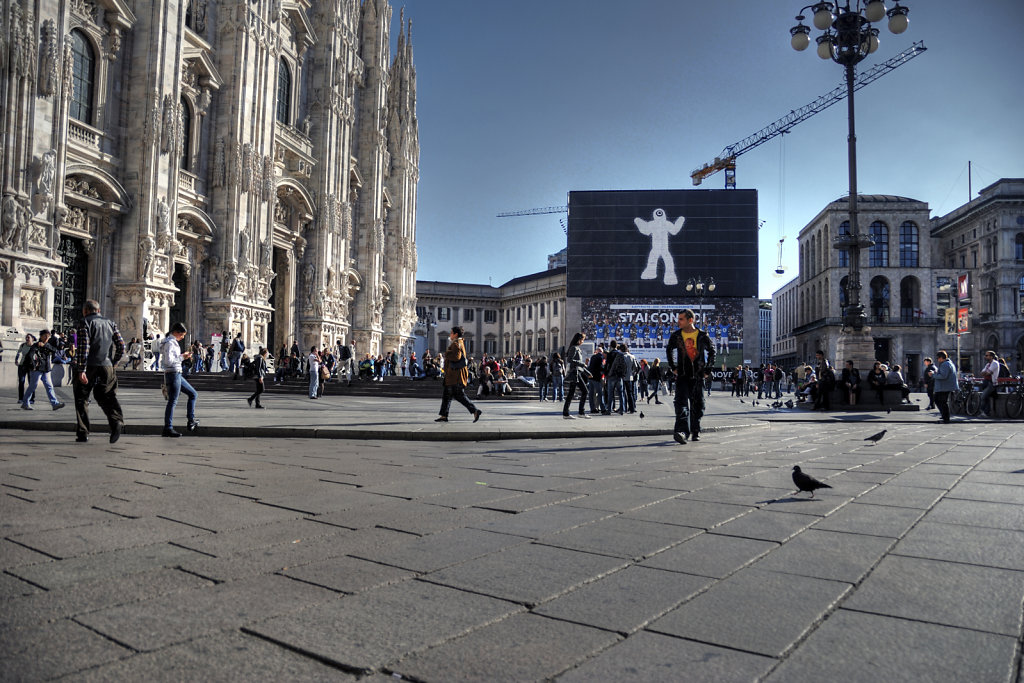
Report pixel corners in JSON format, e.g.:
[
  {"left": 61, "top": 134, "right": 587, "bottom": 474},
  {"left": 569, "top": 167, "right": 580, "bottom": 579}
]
[
  {"left": 957, "top": 273, "right": 970, "bottom": 301},
  {"left": 567, "top": 189, "right": 758, "bottom": 298},
  {"left": 580, "top": 297, "right": 744, "bottom": 366},
  {"left": 957, "top": 306, "right": 970, "bottom": 334}
]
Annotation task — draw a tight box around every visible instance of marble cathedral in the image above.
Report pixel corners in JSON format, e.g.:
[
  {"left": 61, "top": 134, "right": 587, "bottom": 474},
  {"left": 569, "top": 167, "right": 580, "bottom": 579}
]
[{"left": 0, "top": 0, "right": 419, "bottom": 358}]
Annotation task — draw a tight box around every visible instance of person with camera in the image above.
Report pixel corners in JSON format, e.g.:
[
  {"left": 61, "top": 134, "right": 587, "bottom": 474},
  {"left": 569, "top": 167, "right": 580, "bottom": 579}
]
[
  {"left": 19, "top": 329, "right": 66, "bottom": 412},
  {"left": 435, "top": 326, "right": 482, "bottom": 423},
  {"left": 160, "top": 322, "right": 199, "bottom": 437}
]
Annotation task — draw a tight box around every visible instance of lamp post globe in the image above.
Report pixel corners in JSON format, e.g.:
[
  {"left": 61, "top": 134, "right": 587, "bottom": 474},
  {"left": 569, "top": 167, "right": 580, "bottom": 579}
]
[{"left": 788, "top": 0, "right": 911, "bottom": 333}]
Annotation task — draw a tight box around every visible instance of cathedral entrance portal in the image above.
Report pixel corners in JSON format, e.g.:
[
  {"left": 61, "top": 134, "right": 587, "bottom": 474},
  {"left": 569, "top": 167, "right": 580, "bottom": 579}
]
[
  {"left": 170, "top": 264, "right": 188, "bottom": 329},
  {"left": 52, "top": 236, "right": 88, "bottom": 333}
]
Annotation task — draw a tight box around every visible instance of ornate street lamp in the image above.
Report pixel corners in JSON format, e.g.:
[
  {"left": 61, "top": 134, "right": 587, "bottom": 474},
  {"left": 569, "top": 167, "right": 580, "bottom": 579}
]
[
  {"left": 790, "top": 1, "right": 910, "bottom": 332},
  {"left": 686, "top": 276, "right": 716, "bottom": 326}
]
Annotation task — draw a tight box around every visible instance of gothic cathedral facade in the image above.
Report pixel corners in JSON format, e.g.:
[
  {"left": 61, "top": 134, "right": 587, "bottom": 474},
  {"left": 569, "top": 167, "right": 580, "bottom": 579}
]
[{"left": 0, "top": 0, "right": 419, "bottom": 356}]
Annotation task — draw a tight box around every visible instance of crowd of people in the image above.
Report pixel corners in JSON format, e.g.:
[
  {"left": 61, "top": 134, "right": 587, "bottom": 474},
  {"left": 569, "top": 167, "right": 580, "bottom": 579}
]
[{"left": 13, "top": 298, "right": 1015, "bottom": 444}]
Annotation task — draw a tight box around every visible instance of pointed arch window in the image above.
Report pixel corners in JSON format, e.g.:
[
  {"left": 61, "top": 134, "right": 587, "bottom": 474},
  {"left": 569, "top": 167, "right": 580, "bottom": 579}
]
[
  {"left": 69, "top": 30, "right": 95, "bottom": 124},
  {"left": 869, "top": 221, "right": 889, "bottom": 267},
  {"left": 180, "top": 97, "right": 193, "bottom": 171},
  {"left": 899, "top": 221, "right": 919, "bottom": 267},
  {"left": 276, "top": 59, "right": 292, "bottom": 125}
]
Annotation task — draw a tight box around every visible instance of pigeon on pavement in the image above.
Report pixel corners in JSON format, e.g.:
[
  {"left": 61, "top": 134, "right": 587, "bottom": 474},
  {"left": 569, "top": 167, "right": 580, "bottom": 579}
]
[
  {"left": 639, "top": 411, "right": 645, "bottom": 419},
  {"left": 785, "top": 399, "right": 795, "bottom": 409},
  {"left": 792, "top": 466, "right": 832, "bottom": 498},
  {"left": 864, "top": 429, "right": 887, "bottom": 444}
]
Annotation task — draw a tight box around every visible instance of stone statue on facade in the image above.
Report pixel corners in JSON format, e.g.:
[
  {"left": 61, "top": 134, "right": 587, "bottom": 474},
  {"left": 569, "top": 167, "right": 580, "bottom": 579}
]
[{"left": 138, "top": 236, "right": 155, "bottom": 279}]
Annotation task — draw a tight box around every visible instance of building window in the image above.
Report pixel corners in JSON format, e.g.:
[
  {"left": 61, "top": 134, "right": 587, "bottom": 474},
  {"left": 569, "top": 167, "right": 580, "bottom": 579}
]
[
  {"left": 553, "top": 300, "right": 559, "bottom": 315},
  {"left": 870, "top": 276, "right": 890, "bottom": 322},
  {"left": 538, "top": 335, "right": 546, "bottom": 352},
  {"left": 540, "top": 303, "right": 545, "bottom": 317},
  {"left": 528, "top": 306, "right": 533, "bottom": 320},
  {"left": 504, "top": 339, "right": 509, "bottom": 354},
  {"left": 69, "top": 30, "right": 95, "bottom": 124},
  {"left": 437, "top": 307, "right": 451, "bottom": 322},
  {"left": 516, "top": 308, "right": 521, "bottom": 322},
  {"left": 484, "top": 338, "right": 497, "bottom": 355},
  {"left": 972, "top": 250, "right": 978, "bottom": 269},
  {"left": 900, "top": 276, "right": 920, "bottom": 322},
  {"left": 276, "top": 59, "right": 292, "bottom": 125},
  {"left": 1018, "top": 275, "right": 1024, "bottom": 315},
  {"left": 1016, "top": 233, "right": 1024, "bottom": 260},
  {"left": 899, "top": 222, "right": 919, "bottom": 267},
  {"left": 463, "top": 309, "right": 474, "bottom": 322},
  {"left": 505, "top": 310, "right": 510, "bottom": 323},
  {"left": 869, "top": 221, "right": 889, "bottom": 267},
  {"left": 484, "top": 309, "right": 497, "bottom": 323},
  {"left": 551, "top": 334, "right": 558, "bottom": 350},
  {"left": 180, "top": 97, "right": 192, "bottom": 171},
  {"left": 838, "top": 221, "right": 850, "bottom": 268},
  {"left": 465, "top": 337, "right": 475, "bottom": 354}
]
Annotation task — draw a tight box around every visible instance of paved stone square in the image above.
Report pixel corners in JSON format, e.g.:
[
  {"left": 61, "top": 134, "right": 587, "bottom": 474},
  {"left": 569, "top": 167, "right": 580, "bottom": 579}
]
[{"left": 2, "top": 393, "right": 1023, "bottom": 681}]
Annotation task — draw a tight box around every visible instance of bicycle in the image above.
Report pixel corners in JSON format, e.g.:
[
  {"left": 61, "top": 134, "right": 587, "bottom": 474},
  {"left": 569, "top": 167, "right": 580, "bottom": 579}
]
[
  {"left": 1004, "top": 376, "right": 1024, "bottom": 419},
  {"left": 950, "top": 379, "right": 981, "bottom": 416}
]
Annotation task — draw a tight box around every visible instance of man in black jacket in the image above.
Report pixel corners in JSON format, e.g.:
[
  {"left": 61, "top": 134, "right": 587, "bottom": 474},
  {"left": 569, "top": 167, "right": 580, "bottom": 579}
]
[{"left": 666, "top": 310, "right": 716, "bottom": 444}]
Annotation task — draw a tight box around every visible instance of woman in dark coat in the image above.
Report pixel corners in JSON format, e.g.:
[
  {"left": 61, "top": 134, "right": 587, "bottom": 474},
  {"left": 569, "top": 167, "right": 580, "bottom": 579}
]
[
  {"left": 562, "top": 332, "right": 590, "bottom": 419},
  {"left": 436, "top": 326, "right": 482, "bottom": 423}
]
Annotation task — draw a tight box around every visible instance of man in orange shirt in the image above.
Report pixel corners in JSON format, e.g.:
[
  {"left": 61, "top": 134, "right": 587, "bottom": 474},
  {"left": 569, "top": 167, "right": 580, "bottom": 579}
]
[{"left": 666, "top": 309, "right": 716, "bottom": 444}]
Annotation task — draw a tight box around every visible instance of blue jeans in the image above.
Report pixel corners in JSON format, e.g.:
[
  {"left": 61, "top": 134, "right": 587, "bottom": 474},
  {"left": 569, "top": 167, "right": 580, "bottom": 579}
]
[
  {"left": 607, "top": 376, "right": 624, "bottom": 413},
  {"left": 229, "top": 352, "right": 242, "bottom": 376},
  {"left": 23, "top": 371, "right": 60, "bottom": 407},
  {"left": 588, "top": 379, "right": 606, "bottom": 413},
  {"left": 308, "top": 370, "right": 319, "bottom": 398},
  {"left": 164, "top": 372, "right": 197, "bottom": 429},
  {"left": 552, "top": 375, "right": 564, "bottom": 401}
]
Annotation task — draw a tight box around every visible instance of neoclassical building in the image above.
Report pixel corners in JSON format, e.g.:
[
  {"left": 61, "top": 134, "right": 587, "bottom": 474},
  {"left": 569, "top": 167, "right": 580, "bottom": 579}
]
[
  {"left": 0, "top": 0, "right": 418, "bottom": 365},
  {"left": 774, "top": 179, "right": 1024, "bottom": 379},
  {"left": 414, "top": 267, "right": 567, "bottom": 361}
]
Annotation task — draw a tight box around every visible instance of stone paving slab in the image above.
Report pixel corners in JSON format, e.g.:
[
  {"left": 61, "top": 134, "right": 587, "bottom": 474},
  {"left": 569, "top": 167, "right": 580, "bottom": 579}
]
[
  {"left": 392, "top": 612, "right": 621, "bottom": 682},
  {"left": 0, "top": 618, "right": 131, "bottom": 680},
  {"left": 6, "top": 542, "right": 204, "bottom": 589},
  {"left": 538, "top": 515, "right": 700, "bottom": 560},
  {"left": 246, "top": 580, "right": 523, "bottom": 674},
  {"left": 648, "top": 568, "right": 851, "bottom": 657},
  {"left": 65, "top": 631, "right": 353, "bottom": 682},
  {"left": 641, "top": 532, "right": 777, "bottom": 579},
  {"left": 843, "top": 554, "right": 1024, "bottom": 636},
  {"left": 925, "top": 497, "right": 1024, "bottom": 532},
  {"left": 425, "top": 542, "right": 629, "bottom": 607},
  {"left": 532, "top": 565, "right": 713, "bottom": 634},
  {"left": 0, "top": 567, "right": 210, "bottom": 631},
  {"left": 765, "top": 609, "right": 1017, "bottom": 683},
  {"left": 810, "top": 501, "right": 925, "bottom": 538},
  {"left": 752, "top": 528, "right": 895, "bottom": 584},
  {"left": 556, "top": 630, "right": 775, "bottom": 682},
  {"left": 892, "top": 520, "right": 1024, "bottom": 571},
  {"left": 75, "top": 574, "right": 336, "bottom": 652}
]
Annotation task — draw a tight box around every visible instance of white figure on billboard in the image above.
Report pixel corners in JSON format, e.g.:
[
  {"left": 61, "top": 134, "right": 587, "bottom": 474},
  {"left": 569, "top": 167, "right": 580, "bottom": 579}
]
[{"left": 635, "top": 208, "right": 684, "bottom": 286}]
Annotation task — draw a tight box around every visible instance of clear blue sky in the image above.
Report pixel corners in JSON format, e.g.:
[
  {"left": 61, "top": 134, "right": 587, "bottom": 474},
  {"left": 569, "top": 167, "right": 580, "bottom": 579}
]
[{"left": 396, "top": 0, "right": 1024, "bottom": 298}]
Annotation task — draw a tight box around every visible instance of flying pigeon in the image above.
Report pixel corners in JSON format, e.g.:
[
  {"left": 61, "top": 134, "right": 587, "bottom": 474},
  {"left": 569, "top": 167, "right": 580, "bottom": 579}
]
[
  {"left": 864, "top": 429, "right": 887, "bottom": 444},
  {"left": 739, "top": 399, "right": 745, "bottom": 404},
  {"left": 792, "top": 465, "right": 832, "bottom": 498}
]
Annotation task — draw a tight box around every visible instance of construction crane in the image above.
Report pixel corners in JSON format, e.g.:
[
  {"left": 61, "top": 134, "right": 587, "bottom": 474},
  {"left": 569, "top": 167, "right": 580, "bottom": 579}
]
[
  {"left": 496, "top": 206, "right": 567, "bottom": 218},
  {"left": 690, "top": 40, "right": 927, "bottom": 189}
]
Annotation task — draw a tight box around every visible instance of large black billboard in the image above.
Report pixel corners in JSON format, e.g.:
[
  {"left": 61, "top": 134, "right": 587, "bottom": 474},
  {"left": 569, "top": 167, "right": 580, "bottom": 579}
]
[{"left": 567, "top": 189, "right": 758, "bottom": 298}]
